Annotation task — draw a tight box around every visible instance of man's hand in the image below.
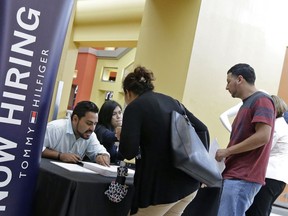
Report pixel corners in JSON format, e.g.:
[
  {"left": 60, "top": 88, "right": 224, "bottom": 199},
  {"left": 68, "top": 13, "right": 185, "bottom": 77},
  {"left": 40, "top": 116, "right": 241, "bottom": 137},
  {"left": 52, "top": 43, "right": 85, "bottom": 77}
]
[
  {"left": 60, "top": 153, "right": 81, "bottom": 163},
  {"left": 42, "top": 148, "right": 81, "bottom": 163},
  {"left": 96, "top": 154, "right": 110, "bottom": 167},
  {"left": 215, "top": 148, "right": 230, "bottom": 162}
]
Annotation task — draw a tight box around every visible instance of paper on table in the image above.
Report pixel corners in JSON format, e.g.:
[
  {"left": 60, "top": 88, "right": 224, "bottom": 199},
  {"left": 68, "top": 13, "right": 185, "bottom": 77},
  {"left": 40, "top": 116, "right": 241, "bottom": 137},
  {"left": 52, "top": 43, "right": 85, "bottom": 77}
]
[
  {"left": 82, "top": 161, "right": 135, "bottom": 178},
  {"left": 208, "top": 138, "right": 225, "bottom": 173},
  {"left": 50, "top": 161, "right": 96, "bottom": 174}
]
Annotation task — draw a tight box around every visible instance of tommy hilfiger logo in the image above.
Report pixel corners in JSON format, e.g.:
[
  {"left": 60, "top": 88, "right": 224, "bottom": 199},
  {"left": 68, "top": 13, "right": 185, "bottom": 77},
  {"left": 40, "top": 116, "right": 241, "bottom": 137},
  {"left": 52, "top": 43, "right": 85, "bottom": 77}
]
[{"left": 29, "top": 111, "right": 38, "bottom": 124}]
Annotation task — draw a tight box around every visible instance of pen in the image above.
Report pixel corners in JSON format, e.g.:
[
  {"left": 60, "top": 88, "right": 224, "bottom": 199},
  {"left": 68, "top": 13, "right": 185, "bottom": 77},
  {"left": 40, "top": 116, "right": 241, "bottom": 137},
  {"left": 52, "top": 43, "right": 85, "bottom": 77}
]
[{"left": 77, "top": 161, "right": 84, "bottom": 166}]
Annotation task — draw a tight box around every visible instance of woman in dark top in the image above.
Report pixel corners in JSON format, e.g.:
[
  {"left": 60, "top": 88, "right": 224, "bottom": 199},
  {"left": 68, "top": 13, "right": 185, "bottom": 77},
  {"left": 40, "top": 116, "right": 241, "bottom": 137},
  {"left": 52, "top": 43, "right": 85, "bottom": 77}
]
[
  {"left": 119, "top": 66, "right": 210, "bottom": 215},
  {"left": 95, "top": 100, "right": 124, "bottom": 164}
]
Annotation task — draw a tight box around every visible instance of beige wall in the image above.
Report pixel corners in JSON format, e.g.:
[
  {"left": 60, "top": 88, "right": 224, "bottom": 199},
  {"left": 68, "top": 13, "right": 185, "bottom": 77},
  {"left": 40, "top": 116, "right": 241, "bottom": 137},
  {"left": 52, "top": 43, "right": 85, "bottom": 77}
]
[
  {"left": 54, "top": 0, "right": 288, "bottom": 149},
  {"left": 73, "top": 0, "right": 145, "bottom": 47},
  {"left": 90, "top": 48, "right": 137, "bottom": 108},
  {"left": 134, "top": 0, "right": 201, "bottom": 101},
  {"left": 51, "top": 0, "right": 143, "bottom": 120},
  {"left": 183, "top": 0, "right": 288, "bottom": 146}
]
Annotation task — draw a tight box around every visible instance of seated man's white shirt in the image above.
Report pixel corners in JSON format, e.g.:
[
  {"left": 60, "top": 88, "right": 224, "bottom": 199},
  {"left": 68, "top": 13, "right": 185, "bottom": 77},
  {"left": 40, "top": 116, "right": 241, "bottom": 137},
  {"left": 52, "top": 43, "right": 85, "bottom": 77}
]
[{"left": 43, "top": 118, "right": 109, "bottom": 161}]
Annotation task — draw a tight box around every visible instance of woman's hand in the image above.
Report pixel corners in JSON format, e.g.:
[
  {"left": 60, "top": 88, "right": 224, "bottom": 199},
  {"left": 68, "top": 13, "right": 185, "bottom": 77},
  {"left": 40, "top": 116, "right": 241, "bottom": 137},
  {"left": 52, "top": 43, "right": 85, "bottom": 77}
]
[{"left": 115, "top": 126, "right": 122, "bottom": 140}]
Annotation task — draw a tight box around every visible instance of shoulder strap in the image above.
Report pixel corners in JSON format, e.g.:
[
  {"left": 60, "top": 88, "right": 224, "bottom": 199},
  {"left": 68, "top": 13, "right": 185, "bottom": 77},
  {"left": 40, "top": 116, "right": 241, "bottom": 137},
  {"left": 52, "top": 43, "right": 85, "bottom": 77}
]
[
  {"left": 175, "top": 100, "right": 191, "bottom": 125},
  {"left": 175, "top": 100, "right": 186, "bottom": 115}
]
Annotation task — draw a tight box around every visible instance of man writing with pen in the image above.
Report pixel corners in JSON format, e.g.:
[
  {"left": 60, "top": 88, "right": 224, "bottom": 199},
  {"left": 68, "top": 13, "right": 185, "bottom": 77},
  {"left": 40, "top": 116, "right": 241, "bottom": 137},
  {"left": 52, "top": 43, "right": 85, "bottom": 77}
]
[{"left": 42, "top": 101, "right": 110, "bottom": 166}]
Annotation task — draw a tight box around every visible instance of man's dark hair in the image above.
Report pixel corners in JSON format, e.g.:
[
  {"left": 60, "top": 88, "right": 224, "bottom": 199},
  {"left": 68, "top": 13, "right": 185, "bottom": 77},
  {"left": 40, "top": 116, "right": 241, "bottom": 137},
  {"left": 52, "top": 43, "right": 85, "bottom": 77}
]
[
  {"left": 71, "top": 101, "right": 99, "bottom": 120},
  {"left": 227, "top": 63, "right": 256, "bottom": 85}
]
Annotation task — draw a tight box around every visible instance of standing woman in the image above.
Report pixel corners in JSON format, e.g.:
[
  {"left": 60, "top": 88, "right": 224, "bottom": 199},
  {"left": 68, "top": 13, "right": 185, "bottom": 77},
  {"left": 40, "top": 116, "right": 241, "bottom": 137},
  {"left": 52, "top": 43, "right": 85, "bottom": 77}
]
[
  {"left": 246, "top": 95, "right": 288, "bottom": 216},
  {"left": 95, "top": 100, "right": 124, "bottom": 164},
  {"left": 119, "top": 66, "right": 210, "bottom": 216}
]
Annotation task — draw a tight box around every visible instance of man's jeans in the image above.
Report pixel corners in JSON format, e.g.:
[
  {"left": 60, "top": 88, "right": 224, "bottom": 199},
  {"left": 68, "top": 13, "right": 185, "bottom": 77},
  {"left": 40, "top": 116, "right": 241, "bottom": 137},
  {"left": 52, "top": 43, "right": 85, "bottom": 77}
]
[{"left": 217, "top": 179, "right": 261, "bottom": 216}]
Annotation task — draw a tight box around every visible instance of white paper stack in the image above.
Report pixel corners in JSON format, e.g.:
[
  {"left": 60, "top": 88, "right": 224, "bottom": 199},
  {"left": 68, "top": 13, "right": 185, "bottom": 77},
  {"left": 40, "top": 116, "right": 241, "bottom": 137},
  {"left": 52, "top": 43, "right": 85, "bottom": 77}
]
[
  {"left": 50, "top": 161, "right": 95, "bottom": 173},
  {"left": 208, "top": 138, "right": 226, "bottom": 173},
  {"left": 82, "top": 161, "right": 135, "bottom": 178}
]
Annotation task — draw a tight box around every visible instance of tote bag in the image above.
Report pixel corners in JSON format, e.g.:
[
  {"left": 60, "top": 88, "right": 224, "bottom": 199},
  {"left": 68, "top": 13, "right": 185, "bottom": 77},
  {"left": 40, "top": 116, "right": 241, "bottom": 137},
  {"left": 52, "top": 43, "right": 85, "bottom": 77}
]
[{"left": 171, "top": 109, "right": 222, "bottom": 187}]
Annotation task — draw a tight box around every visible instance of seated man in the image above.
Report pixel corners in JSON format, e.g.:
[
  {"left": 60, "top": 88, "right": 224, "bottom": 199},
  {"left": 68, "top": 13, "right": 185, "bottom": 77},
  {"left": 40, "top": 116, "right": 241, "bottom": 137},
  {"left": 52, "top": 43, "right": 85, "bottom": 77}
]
[{"left": 42, "top": 101, "right": 110, "bottom": 166}]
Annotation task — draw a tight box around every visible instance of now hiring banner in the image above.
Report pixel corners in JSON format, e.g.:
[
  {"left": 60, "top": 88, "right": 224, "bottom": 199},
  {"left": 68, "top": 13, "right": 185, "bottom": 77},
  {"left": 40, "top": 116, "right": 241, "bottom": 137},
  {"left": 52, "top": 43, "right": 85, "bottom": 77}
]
[{"left": 0, "top": 0, "right": 74, "bottom": 215}]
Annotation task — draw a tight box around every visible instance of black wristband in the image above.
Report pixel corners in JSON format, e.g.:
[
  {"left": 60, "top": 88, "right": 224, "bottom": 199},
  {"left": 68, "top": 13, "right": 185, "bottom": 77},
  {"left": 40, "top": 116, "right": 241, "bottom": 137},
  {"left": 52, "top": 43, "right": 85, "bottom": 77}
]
[{"left": 57, "top": 152, "right": 62, "bottom": 161}]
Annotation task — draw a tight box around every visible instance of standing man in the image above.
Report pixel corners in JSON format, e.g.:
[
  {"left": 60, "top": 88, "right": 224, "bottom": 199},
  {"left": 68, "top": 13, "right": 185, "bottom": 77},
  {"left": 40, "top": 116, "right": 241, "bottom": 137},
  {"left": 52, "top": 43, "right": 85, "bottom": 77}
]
[
  {"left": 42, "top": 101, "right": 110, "bottom": 166},
  {"left": 215, "top": 63, "right": 275, "bottom": 216}
]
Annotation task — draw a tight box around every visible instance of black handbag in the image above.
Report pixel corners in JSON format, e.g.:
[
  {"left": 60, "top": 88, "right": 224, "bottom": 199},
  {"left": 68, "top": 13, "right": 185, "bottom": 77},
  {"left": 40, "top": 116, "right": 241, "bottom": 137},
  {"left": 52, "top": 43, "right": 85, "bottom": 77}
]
[{"left": 171, "top": 103, "right": 222, "bottom": 187}]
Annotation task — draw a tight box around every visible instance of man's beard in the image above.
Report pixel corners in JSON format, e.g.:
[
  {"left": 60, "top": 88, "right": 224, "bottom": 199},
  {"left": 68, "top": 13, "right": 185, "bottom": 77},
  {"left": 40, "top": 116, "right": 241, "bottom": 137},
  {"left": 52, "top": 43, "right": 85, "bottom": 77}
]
[
  {"left": 78, "top": 130, "right": 91, "bottom": 139},
  {"left": 76, "top": 124, "right": 92, "bottom": 140}
]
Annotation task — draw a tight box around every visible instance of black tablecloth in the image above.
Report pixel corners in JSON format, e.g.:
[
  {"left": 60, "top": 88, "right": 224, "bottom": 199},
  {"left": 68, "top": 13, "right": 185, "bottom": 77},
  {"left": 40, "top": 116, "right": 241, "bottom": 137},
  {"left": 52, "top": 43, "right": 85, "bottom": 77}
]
[{"left": 32, "top": 158, "right": 134, "bottom": 216}]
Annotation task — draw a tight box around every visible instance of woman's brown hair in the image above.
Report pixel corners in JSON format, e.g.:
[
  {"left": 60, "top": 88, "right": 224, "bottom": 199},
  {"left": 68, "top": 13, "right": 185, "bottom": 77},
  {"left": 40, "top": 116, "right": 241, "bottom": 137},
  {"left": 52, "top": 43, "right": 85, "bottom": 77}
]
[
  {"left": 122, "top": 66, "right": 155, "bottom": 95},
  {"left": 271, "top": 95, "right": 288, "bottom": 118}
]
